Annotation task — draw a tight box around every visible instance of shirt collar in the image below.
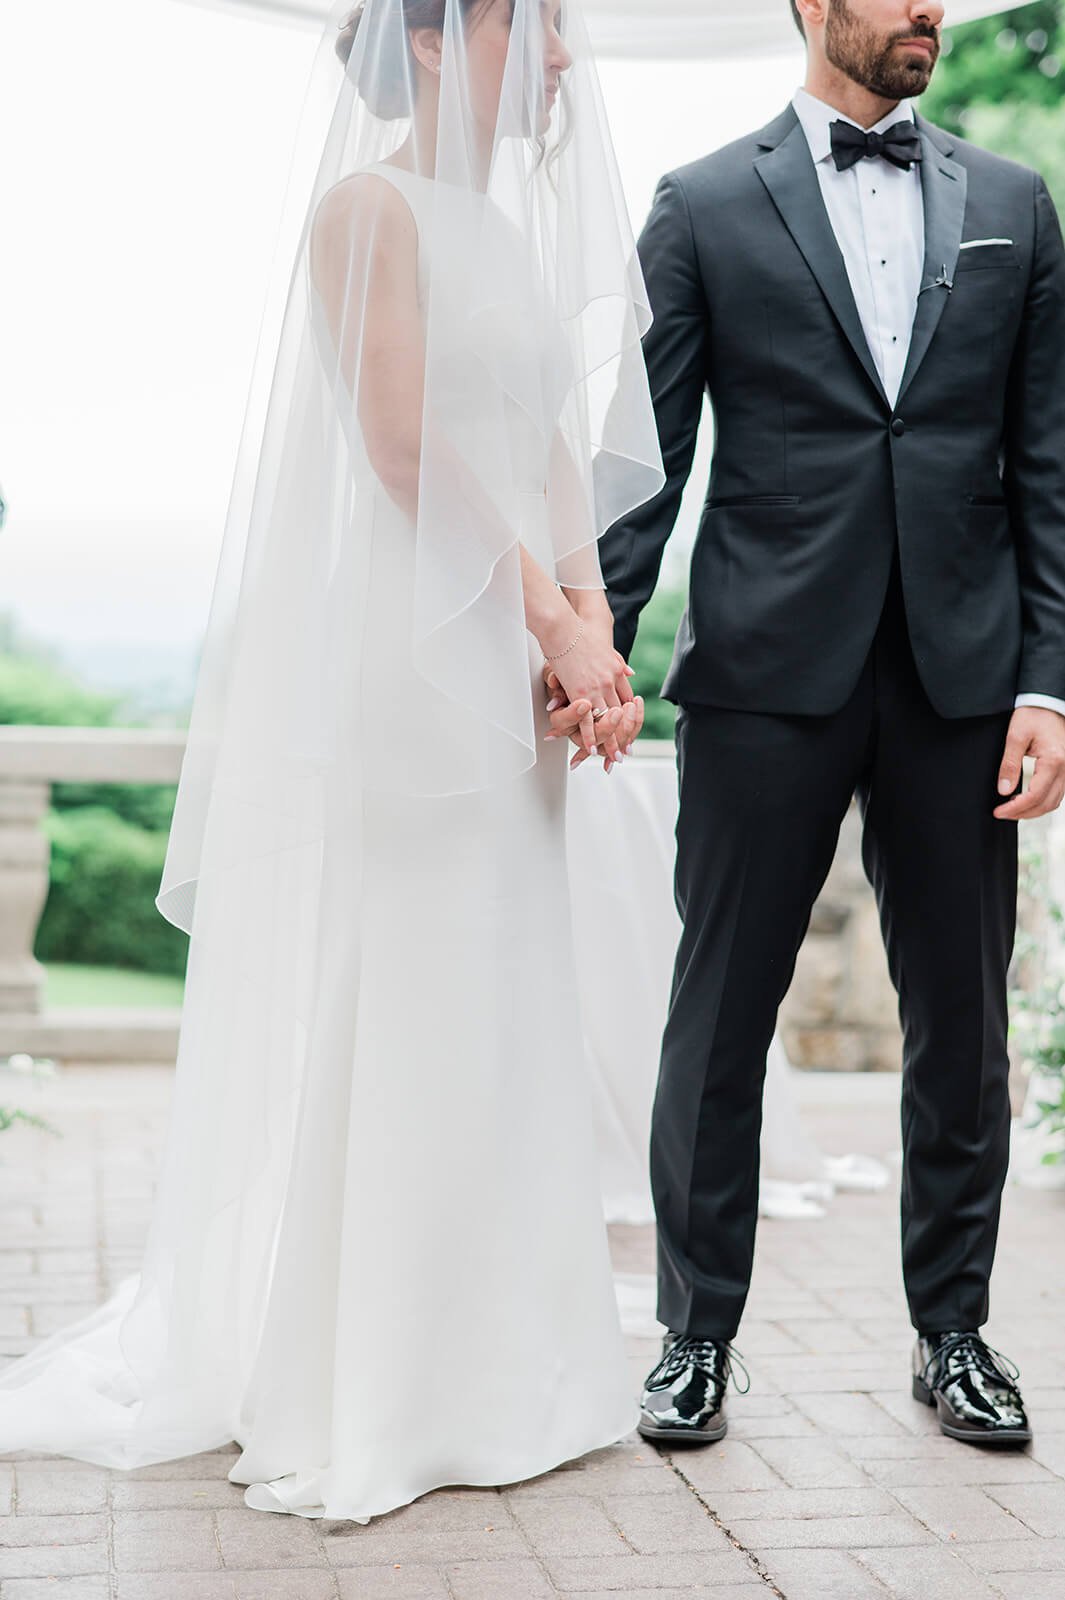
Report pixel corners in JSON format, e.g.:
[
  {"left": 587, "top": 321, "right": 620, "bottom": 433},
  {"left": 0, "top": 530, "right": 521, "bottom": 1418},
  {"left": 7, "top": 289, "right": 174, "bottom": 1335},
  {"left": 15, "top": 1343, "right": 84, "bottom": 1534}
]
[{"left": 792, "top": 86, "right": 916, "bottom": 167}]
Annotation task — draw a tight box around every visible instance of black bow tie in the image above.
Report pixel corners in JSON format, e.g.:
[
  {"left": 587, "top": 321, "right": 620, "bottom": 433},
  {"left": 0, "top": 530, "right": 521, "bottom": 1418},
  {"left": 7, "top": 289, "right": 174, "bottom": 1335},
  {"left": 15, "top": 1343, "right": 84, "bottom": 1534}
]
[{"left": 829, "top": 119, "right": 923, "bottom": 173}]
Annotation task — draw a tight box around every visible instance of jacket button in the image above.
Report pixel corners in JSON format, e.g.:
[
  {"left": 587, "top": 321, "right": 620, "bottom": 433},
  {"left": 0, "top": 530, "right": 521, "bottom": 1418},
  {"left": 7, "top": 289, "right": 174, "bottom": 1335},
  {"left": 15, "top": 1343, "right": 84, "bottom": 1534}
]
[{"left": 891, "top": 417, "right": 907, "bottom": 437}]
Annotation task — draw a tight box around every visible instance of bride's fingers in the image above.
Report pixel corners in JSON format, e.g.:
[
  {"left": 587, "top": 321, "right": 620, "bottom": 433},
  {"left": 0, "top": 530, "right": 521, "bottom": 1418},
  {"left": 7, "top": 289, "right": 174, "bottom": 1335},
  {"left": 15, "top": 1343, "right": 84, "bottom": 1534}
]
[
  {"left": 614, "top": 660, "right": 636, "bottom": 704},
  {"left": 598, "top": 706, "right": 625, "bottom": 767},
  {"left": 545, "top": 698, "right": 590, "bottom": 742},
  {"left": 578, "top": 701, "right": 598, "bottom": 756}
]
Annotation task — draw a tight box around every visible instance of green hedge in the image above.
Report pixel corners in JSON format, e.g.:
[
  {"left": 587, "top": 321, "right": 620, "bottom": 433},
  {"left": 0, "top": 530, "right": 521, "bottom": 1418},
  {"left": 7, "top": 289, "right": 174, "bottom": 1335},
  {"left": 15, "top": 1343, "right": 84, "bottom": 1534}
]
[
  {"left": 35, "top": 807, "right": 188, "bottom": 978},
  {"left": 0, "top": 629, "right": 188, "bottom": 979},
  {"left": 629, "top": 584, "right": 685, "bottom": 742}
]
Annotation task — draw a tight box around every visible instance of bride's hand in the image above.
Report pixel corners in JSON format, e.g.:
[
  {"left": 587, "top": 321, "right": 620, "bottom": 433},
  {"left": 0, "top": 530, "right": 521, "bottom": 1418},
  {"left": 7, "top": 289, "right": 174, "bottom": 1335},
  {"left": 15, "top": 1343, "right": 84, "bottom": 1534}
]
[
  {"left": 541, "top": 626, "right": 628, "bottom": 747},
  {"left": 562, "top": 592, "right": 638, "bottom": 713},
  {"left": 544, "top": 692, "right": 644, "bottom": 773}
]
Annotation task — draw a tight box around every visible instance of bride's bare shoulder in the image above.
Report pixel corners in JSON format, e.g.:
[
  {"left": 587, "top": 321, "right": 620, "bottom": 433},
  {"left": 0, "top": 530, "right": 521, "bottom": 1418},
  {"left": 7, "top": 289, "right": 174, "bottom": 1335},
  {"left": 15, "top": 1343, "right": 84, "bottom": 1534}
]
[{"left": 313, "top": 168, "right": 418, "bottom": 250}]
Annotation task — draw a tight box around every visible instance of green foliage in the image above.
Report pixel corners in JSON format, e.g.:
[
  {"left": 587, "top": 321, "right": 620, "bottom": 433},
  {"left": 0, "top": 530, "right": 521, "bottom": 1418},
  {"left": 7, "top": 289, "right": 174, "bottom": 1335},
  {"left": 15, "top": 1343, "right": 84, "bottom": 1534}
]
[
  {"left": 629, "top": 584, "right": 685, "bottom": 740},
  {"left": 35, "top": 807, "right": 188, "bottom": 978},
  {"left": 924, "top": 3, "right": 1064, "bottom": 129},
  {"left": 51, "top": 780, "right": 178, "bottom": 834},
  {"left": 0, "top": 623, "right": 185, "bottom": 975},
  {"left": 956, "top": 100, "right": 1065, "bottom": 204},
  {"left": 0, "top": 652, "right": 119, "bottom": 730},
  {"left": 0, "top": 1106, "right": 57, "bottom": 1136},
  {"left": 44, "top": 963, "right": 186, "bottom": 1009},
  {"left": 0, "top": 645, "right": 179, "bottom": 832},
  {"left": 923, "top": 3, "right": 1065, "bottom": 206}
]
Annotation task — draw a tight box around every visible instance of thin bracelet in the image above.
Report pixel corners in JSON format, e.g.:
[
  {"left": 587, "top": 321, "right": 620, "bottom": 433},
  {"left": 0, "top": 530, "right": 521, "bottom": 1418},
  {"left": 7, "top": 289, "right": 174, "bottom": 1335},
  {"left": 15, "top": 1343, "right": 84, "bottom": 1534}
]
[{"left": 543, "top": 622, "right": 584, "bottom": 663}]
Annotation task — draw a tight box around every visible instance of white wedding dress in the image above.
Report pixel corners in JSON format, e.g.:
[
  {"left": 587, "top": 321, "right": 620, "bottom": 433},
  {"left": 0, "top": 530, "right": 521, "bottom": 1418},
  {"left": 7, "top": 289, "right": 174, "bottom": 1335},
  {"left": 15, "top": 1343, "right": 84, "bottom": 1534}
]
[
  {"left": 226, "top": 163, "right": 637, "bottom": 1521},
  {"left": 0, "top": 153, "right": 643, "bottom": 1518}
]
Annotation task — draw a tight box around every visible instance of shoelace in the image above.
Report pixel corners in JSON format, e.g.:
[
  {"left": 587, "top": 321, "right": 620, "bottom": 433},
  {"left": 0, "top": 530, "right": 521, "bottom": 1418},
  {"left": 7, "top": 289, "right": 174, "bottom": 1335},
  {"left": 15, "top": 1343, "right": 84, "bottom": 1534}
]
[
  {"left": 920, "top": 1331, "right": 1021, "bottom": 1394},
  {"left": 649, "top": 1336, "right": 752, "bottom": 1397}
]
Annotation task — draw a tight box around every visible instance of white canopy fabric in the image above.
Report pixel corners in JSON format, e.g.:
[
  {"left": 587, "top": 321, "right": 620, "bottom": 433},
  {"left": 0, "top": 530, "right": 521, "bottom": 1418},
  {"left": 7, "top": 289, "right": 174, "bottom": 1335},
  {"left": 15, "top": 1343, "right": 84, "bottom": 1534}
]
[{"left": 179, "top": 0, "right": 1025, "bottom": 57}]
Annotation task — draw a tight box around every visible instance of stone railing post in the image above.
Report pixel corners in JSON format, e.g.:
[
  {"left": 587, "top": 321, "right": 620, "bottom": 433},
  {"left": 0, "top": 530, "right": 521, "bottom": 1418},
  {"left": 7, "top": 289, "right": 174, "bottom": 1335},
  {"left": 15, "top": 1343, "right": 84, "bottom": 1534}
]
[
  {"left": 0, "top": 728, "right": 187, "bottom": 1063},
  {"left": 0, "top": 778, "right": 50, "bottom": 1015}
]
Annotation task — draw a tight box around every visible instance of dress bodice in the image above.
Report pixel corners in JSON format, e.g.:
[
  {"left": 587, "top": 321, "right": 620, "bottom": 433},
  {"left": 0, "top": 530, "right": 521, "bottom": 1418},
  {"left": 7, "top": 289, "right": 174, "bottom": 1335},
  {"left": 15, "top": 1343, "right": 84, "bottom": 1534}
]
[{"left": 310, "top": 162, "right": 572, "bottom": 572}]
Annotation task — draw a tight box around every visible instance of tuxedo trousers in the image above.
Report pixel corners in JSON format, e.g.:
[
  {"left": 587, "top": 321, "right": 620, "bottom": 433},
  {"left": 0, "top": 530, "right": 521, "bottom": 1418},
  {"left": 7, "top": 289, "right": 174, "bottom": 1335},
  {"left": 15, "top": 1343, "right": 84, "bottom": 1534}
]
[{"left": 653, "top": 551, "right": 1018, "bottom": 1340}]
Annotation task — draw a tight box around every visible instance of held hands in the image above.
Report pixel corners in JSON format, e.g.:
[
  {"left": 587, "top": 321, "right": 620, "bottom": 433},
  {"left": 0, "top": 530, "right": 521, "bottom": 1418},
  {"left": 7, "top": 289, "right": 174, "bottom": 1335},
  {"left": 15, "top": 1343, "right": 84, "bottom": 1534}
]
[
  {"left": 536, "top": 598, "right": 643, "bottom": 772},
  {"left": 994, "top": 707, "right": 1065, "bottom": 821},
  {"left": 544, "top": 682, "right": 645, "bottom": 773},
  {"left": 540, "top": 636, "right": 644, "bottom": 773}
]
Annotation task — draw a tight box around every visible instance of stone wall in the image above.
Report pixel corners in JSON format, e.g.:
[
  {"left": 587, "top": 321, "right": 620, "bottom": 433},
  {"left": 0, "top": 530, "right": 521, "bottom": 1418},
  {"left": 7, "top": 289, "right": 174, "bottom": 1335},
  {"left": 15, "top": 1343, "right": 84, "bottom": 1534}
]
[
  {"left": 779, "top": 800, "right": 904, "bottom": 1073},
  {"left": 782, "top": 798, "right": 1044, "bottom": 1110}
]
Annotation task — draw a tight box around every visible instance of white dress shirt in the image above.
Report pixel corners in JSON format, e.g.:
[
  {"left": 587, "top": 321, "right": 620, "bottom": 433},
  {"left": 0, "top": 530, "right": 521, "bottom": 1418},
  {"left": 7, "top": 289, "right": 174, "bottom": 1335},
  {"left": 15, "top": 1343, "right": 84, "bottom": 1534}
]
[{"left": 792, "top": 87, "right": 1065, "bottom": 719}]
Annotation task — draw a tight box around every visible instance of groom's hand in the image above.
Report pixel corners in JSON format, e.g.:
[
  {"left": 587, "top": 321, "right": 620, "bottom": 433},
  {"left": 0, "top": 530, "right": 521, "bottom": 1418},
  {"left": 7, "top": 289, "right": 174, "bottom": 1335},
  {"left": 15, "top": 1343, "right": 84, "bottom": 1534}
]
[{"left": 993, "top": 707, "right": 1065, "bottom": 821}]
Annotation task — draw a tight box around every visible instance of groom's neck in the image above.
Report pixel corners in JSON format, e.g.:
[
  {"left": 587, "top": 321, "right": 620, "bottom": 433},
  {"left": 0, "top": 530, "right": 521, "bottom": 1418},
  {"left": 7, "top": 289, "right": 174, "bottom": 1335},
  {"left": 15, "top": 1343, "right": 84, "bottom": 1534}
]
[{"left": 803, "top": 62, "right": 903, "bottom": 130}]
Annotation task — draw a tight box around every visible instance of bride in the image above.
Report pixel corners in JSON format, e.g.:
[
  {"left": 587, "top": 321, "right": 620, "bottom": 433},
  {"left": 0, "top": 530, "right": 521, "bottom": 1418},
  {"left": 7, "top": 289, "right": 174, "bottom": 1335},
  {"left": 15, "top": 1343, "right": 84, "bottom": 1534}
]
[{"left": 0, "top": 0, "right": 664, "bottom": 1522}]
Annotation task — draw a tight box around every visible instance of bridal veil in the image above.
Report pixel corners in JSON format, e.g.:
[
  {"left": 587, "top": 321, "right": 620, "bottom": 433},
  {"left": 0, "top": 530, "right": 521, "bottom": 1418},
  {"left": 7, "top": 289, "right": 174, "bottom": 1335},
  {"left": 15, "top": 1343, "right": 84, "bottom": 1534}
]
[{"left": 0, "top": 0, "right": 662, "bottom": 1466}]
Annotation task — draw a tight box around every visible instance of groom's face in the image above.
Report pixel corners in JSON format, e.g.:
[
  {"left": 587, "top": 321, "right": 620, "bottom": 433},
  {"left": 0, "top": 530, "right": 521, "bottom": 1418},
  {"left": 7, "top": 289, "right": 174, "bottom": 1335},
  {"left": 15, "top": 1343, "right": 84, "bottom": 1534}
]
[{"left": 824, "top": 0, "right": 944, "bottom": 99}]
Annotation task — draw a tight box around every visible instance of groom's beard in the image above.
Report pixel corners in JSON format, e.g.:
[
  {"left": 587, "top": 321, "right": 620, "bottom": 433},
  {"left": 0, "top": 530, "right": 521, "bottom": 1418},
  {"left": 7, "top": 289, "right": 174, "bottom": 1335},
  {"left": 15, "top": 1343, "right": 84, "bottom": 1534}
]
[{"left": 824, "top": 0, "right": 941, "bottom": 101}]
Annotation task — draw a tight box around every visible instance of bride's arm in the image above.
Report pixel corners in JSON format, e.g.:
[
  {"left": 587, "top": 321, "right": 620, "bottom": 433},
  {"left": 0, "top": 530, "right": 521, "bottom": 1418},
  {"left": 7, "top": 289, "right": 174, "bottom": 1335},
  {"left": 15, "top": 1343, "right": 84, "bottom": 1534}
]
[
  {"left": 547, "top": 429, "right": 643, "bottom": 747},
  {"left": 311, "top": 181, "right": 626, "bottom": 756},
  {"left": 311, "top": 175, "right": 425, "bottom": 522}
]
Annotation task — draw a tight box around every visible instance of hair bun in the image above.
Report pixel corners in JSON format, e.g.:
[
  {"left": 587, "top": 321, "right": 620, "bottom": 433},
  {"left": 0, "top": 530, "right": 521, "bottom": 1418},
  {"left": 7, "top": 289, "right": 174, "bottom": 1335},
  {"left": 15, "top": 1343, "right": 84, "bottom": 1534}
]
[{"left": 335, "top": 3, "right": 366, "bottom": 67}]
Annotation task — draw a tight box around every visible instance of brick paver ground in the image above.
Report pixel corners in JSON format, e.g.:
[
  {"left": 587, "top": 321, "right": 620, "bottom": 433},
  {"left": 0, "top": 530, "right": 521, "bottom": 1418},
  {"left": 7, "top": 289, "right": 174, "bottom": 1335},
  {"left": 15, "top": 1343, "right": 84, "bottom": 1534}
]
[{"left": 1, "top": 1066, "right": 1062, "bottom": 1598}]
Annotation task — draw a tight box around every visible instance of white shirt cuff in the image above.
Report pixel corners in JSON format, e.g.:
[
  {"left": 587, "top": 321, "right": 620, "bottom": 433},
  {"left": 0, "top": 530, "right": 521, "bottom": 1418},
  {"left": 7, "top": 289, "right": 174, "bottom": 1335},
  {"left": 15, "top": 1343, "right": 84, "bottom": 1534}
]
[{"left": 1015, "top": 694, "right": 1065, "bottom": 716}]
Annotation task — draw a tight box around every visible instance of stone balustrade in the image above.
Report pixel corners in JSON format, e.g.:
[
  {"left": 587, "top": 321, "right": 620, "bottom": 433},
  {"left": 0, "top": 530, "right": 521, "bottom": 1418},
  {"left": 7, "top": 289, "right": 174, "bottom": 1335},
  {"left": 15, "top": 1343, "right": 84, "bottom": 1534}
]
[
  {"left": 0, "top": 728, "right": 186, "bottom": 1064},
  {"left": 0, "top": 727, "right": 918, "bottom": 1070}
]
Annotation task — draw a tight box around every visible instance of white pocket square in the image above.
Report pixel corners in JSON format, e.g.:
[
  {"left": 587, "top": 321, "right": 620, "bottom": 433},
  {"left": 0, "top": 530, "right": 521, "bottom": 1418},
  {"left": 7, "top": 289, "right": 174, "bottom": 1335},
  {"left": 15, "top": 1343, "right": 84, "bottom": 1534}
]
[{"left": 959, "top": 238, "right": 1014, "bottom": 249}]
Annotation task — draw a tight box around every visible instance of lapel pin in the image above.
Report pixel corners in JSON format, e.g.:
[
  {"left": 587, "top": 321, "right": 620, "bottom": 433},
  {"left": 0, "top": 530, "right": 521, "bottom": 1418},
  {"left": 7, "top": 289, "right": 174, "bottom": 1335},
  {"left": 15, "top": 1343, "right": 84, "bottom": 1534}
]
[{"left": 918, "top": 264, "right": 954, "bottom": 297}]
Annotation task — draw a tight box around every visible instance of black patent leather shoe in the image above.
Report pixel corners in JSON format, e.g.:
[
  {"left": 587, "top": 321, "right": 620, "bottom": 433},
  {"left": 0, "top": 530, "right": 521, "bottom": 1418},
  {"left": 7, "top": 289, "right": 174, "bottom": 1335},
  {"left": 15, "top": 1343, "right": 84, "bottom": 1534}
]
[
  {"left": 913, "top": 1330, "right": 1032, "bottom": 1446},
  {"left": 638, "top": 1332, "right": 750, "bottom": 1445}
]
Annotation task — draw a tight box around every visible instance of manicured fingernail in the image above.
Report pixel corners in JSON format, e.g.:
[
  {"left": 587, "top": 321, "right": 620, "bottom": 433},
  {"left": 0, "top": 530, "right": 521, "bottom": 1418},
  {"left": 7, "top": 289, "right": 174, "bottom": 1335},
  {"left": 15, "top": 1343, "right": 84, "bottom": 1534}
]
[
  {"left": 625, "top": 744, "right": 634, "bottom": 756},
  {"left": 546, "top": 697, "right": 562, "bottom": 712},
  {"left": 998, "top": 777, "right": 1012, "bottom": 793}
]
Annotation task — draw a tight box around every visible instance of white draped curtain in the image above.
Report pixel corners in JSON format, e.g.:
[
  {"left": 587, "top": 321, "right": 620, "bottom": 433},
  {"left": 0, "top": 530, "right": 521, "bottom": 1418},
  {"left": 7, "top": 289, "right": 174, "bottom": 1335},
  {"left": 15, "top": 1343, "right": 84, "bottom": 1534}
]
[{"left": 177, "top": 1, "right": 1025, "bottom": 56}]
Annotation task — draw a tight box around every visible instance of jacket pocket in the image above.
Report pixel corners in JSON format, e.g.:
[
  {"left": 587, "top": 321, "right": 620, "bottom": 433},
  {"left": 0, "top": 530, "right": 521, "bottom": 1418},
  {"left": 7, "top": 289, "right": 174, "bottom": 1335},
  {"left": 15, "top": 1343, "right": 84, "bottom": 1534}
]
[
  {"left": 967, "top": 493, "right": 1007, "bottom": 507},
  {"left": 707, "top": 494, "right": 802, "bottom": 509},
  {"left": 954, "top": 247, "right": 1020, "bottom": 274}
]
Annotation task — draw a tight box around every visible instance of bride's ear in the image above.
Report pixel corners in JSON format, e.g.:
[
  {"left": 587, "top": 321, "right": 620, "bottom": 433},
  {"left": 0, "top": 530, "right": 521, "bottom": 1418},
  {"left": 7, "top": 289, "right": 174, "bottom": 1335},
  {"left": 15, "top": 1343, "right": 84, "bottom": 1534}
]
[{"left": 409, "top": 27, "right": 444, "bottom": 77}]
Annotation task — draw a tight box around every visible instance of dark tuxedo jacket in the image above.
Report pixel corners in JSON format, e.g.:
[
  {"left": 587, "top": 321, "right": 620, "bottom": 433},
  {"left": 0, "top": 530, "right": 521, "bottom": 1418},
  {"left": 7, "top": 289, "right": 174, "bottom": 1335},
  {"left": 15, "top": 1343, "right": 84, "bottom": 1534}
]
[{"left": 600, "top": 104, "right": 1065, "bottom": 718}]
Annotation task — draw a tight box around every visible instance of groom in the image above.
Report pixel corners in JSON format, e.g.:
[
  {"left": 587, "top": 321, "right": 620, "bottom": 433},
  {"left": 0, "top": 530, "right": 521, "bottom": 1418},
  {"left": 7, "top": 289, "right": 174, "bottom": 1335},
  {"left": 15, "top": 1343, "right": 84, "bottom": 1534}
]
[{"left": 599, "top": 0, "right": 1065, "bottom": 1449}]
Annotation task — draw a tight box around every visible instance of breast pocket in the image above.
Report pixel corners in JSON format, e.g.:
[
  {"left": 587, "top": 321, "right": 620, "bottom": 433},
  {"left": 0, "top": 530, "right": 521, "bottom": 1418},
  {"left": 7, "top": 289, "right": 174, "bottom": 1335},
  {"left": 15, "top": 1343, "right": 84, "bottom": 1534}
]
[{"left": 953, "top": 244, "right": 1020, "bottom": 276}]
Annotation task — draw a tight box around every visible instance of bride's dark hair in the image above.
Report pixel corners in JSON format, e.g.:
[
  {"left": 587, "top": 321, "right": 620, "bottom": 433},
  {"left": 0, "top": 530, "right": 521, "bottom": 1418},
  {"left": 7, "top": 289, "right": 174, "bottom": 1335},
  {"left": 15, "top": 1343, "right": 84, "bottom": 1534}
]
[
  {"left": 337, "top": 0, "right": 566, "bottom": 172},
  {"left": 336, "top": 1, "right": 503, "bottom": 118}
]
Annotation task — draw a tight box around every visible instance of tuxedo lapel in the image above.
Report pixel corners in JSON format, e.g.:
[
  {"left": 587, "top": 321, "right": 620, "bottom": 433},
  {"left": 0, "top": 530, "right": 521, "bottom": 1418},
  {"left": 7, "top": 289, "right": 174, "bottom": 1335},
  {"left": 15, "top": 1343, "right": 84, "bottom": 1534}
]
[
  {"left": 754, "top": 108, "right": 889, "bottom": 409},
  {"left": 895, "top": 120, "right": 968, "bottom": 405}
]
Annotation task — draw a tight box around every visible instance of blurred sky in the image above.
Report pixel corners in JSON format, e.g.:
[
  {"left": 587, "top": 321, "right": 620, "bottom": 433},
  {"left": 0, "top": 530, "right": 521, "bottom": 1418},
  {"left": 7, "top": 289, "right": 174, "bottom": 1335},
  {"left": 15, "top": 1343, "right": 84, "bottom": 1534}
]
[{"left": 0, "top": 0, "right": 803, "bottom": 696}]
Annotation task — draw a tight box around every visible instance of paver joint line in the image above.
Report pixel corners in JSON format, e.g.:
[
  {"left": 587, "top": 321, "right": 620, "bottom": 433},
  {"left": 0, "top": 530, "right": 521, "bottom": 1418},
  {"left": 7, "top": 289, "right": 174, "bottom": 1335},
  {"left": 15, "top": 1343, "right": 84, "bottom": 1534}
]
[{"left": 660, "top": 1452, "right": 788, "bottom": 1600}]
